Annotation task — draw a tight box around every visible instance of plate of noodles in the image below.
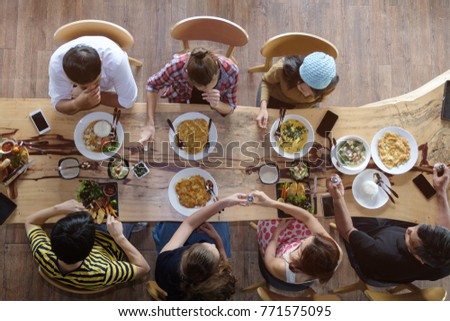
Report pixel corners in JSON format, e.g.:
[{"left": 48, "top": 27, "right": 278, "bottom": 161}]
[
  {"left": 270, "top": 114, "right": 314, "bottom": 159},
  {"left": 74, "top": 112, "right": 124, "bottom": 161},
  {"left": 168, "top": 168, "right": 218, "bottom": 216},
  {"left": 168, "top": 112, "right": 217, "bottom": 161},
  {"left": 352, "top": 169, "right": 391, "bottom": 209},
  {"left": 371, "top": 127, "right": 418, "bottom": 175}
]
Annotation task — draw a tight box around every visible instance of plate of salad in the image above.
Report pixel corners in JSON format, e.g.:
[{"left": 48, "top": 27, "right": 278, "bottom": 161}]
[{"left": 276, "top": 181, "right": 313, "bottom": 217}]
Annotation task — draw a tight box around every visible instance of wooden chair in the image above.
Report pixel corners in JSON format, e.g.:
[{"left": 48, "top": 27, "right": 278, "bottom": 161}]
[
  {"left": 170, "top": 16, "right": 249, "bottom": 64},
  {"left": 53, "top": 19, "right": 142, "bottom": 67},
  {"left": 38, "top": 266, "right": 113, "bottom": 294},
  {"left": 146, "top": 280, "right": 168, "bottom": 301},
  {"left": 364, "top": 287, "right": 447, "bottom": 301},
  {"left": 248, "top": 32, "right": 339, "bottom": 73},
  {"left": 257, "top": 286, "right": 341, "bottom": 301}
]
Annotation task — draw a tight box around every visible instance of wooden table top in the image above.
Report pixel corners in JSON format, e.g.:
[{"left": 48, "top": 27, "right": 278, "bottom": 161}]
[{"left": 1, "top": 70, "right": 449, "bottom": 224}]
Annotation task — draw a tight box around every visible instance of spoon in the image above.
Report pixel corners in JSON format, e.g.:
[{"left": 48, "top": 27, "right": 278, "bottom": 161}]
[
  {"left": 56, "top": 161, "right": 91, "bottom": 171},
  {"left": 373, "top": 173, "right": 396, "bottom": 204},
  {"left": 373, "top": 172, "right": 399, "bottom": 198},
  {"left": 205, "top": 179, "right": 219, "bottom": 202},
  {"left": 203, "top": 118, "right": 213, "bottom": 151}
]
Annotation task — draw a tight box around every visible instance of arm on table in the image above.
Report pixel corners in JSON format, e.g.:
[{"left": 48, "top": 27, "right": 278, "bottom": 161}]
[
  {"left": 106, "top": 215, "right": 150, "bottom": 279},
  {"left": 139, "top": 91, "right": 158, "bottom": 144},
  {"left": 433, "top": 166, "right": 450, "bottom": 229}
]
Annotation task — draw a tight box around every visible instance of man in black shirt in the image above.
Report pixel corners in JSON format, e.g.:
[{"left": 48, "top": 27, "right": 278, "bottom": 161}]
[{"left": 328, "top": 165, "right": 450, "bottom": 283}]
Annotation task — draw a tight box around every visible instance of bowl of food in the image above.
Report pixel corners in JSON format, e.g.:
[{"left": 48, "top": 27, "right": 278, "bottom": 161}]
[
  {"left": 108, "top": 157, "right": 130, "bottom": 180},
  {"left": 332, "top": 135, "right": 371, "bottom": 175},
  {"left": 0, "top": 139, "right": 15, "bottom": 155},
  {"left": 132, "top": 160, "right": 150, "bottom": 179},
  {"left": 270, "top": 114, "right": 314, "bottom": 159},
  {"left": 289, "top": 161, "right": 309, "bottom": 181},
  {"left": 371, "top": 127, "right": 418, "bottom": 175},
  {"left": 74, "top": 112, "right": 124, "bottom": 161},
  {"left": 168, "top": 168, "right": 218, "bottom": 216},
  {"left": 168, "top": 112, "right": 218, "bottom": 161}
]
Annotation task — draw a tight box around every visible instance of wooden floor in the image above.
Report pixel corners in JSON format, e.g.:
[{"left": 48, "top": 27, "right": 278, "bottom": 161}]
[{"left": 1, "top": 0, "right": 449, "bottom": 300}]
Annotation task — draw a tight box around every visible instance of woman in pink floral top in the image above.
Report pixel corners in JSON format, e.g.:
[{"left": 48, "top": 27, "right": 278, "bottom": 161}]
[{"left": 251, "top": 190, "right": 342, "bottom": 284}]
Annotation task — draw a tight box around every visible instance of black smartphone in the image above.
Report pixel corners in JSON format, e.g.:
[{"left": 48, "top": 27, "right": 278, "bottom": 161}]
[
  {"left": 412, "top": 174, "right": 436, "bottom": 199},
  {"left": 0, "top": 192, "right": 17, "bottom": 225},
  {"left": 442, "top": 80, "right": 450, "bottom": 121},
  {"left": 316, "top": 110, "right": 339, "bottom": 137},
  {"left": 321, "top": 195, "right": 335, "bottom": 218}
]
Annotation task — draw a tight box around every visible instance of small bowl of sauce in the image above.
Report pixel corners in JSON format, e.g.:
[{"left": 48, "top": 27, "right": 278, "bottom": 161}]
[
  {"left": 0, "top": 140, "right": 15, "bottom": 154},
  {"left": 259, "top": 163, "right": 280, "bottom": 185}
]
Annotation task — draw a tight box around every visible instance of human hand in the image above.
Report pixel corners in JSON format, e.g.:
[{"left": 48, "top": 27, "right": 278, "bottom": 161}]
[
  {"left": 106, "top": 214, "right": 124, "bottom": 240},
  {"left": 74, "top": 85, "right": 101, "bottom": 111},
  {"left": 198, "top": 222, "right": 220, "bottom": 241},
  {"left": 55, "top": 199, "right": 86, "bottom": 213},
  {"left": 256, "top": 108, "right": 269, "bottom": 129},
  {"left": 71, "top": 85, "right": 83, "bottom": 99},
  {"left": 223, "top": 193, "right": 249, "bottom": 207},
  {"left": 249, "top": 190, "right": 275, "bottom": 207},
  {"left": 433, "top": 164, "right": 450, "bottom": 195},
  {"left": 138, "top": 124, "right": 155, "bottom": 145},
  {"left": 202, "top": 89, "right": 220, "bottom": 108},
  {"left": 327, "top": 175, "right": 345, "bottom": 199}
]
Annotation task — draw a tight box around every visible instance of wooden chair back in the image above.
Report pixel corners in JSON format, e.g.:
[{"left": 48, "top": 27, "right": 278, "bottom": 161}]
[
  {"left": 38, "top": 266, "right": 113, "bottom": 294},
  {"left": 146, "top": 280, "right": 168, "bottom": 301},
  {"left": 53, "top": 19, "right": 142, "bottom": 66},
  {"left": 364, "top": 287, "right": 447, "bottom": 301},
  {"left": 170, "top": 16, "right": 249, "bottom": 64},
  {"left": 248, "top": 32, "right": 338, "bottom": 73},
  {"left": 257, "top": 286, "right": 341, "bottom": 301}
]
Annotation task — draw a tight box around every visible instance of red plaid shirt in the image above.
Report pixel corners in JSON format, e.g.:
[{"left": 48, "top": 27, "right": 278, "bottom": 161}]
[{"left": 146, "top": 53, "right": 239, "bottom": 110}]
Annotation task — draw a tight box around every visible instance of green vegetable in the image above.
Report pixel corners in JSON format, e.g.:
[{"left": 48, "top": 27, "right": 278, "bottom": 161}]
[
  {"left": 76, "top": 180, "right": 104, "bottom": 207},
  {"left": 102, "top": 141, "right": 119, "bottom": 153}
]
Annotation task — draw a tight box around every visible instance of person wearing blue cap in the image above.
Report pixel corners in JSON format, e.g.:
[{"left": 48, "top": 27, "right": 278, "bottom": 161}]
[{"left": 256, "top": 52, "right": 339, "bottom": 128}]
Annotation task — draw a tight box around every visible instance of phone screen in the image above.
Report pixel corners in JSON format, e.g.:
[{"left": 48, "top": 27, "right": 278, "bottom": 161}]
[
  {"left": 316, "top": 110, "right": 339, "bottom": 137},
  {"left": 321, "top": 195, "right": 335, "bottom": 218},
  {"left": 31, "top": 112, "right": 49, "bottom": 131},
  {"left": 442, "top": 80, "right": 450, "bottom": 121},
  {"left": 412, "top": 174, "right": 436, "bottom": 199}
]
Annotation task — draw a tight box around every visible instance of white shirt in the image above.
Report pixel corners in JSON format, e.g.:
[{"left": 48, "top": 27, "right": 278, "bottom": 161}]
[{"left": 48, "top": 36, "right": 137, "bottom": 109}]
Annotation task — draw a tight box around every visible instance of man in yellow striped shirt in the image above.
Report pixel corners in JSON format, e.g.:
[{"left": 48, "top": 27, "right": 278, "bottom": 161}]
[{"left": 25, "top": 200, "right": 150, "bottom": 289}]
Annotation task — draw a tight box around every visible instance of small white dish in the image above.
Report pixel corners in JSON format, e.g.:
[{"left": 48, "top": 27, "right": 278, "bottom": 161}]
[
  {"left": 352, "top": 169, "right": 391, "bottom": 209},
  {"left": 259, "top": 163, "right": 280, "bottom": 184},
  {"left": 132, "top": 161, "right": 150, "bottom": 179},
  {"left": 331, "top": 135, "right": 371, "bottom": 175}
]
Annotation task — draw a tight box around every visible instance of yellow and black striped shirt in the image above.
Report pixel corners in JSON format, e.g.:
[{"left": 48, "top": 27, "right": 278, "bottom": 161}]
[{"left": 27, "top": 227, "right": 136, "bottom": 289}]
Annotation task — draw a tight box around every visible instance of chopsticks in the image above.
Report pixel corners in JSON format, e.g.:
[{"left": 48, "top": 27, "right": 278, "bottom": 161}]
[
  {"left": 111, "top": 108, "right": 121, "bottom": 141},
  {"left": 274, "top": 108, "right": 286, "bottom": 138}
]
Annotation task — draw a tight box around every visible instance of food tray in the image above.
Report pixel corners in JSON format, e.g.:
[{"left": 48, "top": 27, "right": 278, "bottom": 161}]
[
  {"left": 76, "top": 180, "right": 119, "bottom": 223},
  {"left": 276, "top": 179, "right": 313, "bottom": 218}
]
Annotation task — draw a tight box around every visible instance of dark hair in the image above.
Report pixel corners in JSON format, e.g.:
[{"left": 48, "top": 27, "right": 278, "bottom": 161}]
[
  {"left": 50, "top": 211, "right": 95, "bottom": 264},
  {"left": 186, "top": 48, "right": 219, "bottom": 86},
  {"left": 283, "top": 56, "right": 339, "bottom": 101},
  {"left": 416, "top": 224, "right": 450, "bottom": 267},
  {"left": 62, "top": 45, "right": 101, "bottom": 85},
  {"left": 180, "top": 243, "right": 236, "bottom": 300},
  {"left": 289, "top": 235, "right": 340, "bottom": 283}
]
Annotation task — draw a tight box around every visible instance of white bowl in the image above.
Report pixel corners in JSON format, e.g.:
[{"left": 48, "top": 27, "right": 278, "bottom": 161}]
[
  {"left": 331, "top": 135, "right": 371, "bottom": 175},
  {"left": 269, "top": 114, "right": 314, "bottom": 160},
  {"left": 74, "top": 112, "right": 124, "bottom": 161},
  {"left": 168, "top": 112, "right": 217, "bottom": 161},
  {"left": 168, "top": 168, "right": 218, "bottom": 216},
  {"left": 352, "top": 169, "right": 391, "bottom": 209},
  {"left": 371, "top": 127, "right": 418, "bottom": 175}
]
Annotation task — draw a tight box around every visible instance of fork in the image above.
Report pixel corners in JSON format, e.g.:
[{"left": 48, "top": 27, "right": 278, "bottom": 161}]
[
  {"left": 203, "top": 118, "right": 213, "bottom": 151},
  {"left": 274, "top": 108, "right": 286, "bottom": 139}
]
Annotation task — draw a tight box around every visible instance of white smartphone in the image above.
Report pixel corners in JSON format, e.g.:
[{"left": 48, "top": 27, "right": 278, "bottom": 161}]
[{"left": 29, "top": 109, "right": 51, "bottom": 135}]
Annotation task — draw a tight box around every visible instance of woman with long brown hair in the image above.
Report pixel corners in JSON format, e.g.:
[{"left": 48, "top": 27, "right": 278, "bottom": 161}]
[{"left": 250, "top": 190, "right": 342, "bottom": 284}]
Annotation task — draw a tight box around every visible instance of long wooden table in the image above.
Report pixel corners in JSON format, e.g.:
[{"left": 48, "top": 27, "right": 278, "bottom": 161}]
[{"left": 1, "top": 70, "right": 449, "bottom": 224}]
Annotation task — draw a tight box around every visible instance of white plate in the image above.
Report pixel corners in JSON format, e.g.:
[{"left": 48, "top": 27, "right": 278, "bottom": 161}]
[
  {"left": 269, "top": 114, "right": 314, "bottom": 160},
  {"left": 331, "top": 135, "right": 371, "bottom": 175},
  {"left": 168, "top": 168, "right": 218, "bottom": 216},
  {"left": 74, "top": 112, "right": 124, "bottom": 161},
  {"left": 352, "top": 169, "right": 391, "bottom": 209},
  {"left": 370, "top": 127, "right": 418, "bottom": 175},
  {"left": 168, "top": 112, "right": 217, "bottom": 161}
]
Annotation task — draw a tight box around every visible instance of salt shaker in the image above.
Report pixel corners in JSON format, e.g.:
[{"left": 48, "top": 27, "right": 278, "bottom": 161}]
[
  {"left": 435, "top": 163, "right": 445, "bottom": 177},
  {"left": 331, "top": 175, "right": 341, "bottom": 185}
]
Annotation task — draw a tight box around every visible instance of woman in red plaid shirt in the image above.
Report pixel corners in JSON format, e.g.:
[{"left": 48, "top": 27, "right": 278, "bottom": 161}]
[{"left": 139, "top": 48, "right": 239, "bottom": 143}]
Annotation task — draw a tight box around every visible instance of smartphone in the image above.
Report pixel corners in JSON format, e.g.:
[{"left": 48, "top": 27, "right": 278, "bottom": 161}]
[
  {"left": 321, "top": 195, "right": 335, "bottom": 218},
  {"left": 442, "top": 80, "right": 450, "bottom": 121},
  {"left": 316, "top": 110, "right": 339, "bottom": 137},
  {"left": 29, "top": 109, "right": 51, "bottom": 135},
  {"left": 412, "top": 174, "right": 436, "bottom": 199},
  {"left": 0, "top": 192, "right": 17, "bottom": 225}
]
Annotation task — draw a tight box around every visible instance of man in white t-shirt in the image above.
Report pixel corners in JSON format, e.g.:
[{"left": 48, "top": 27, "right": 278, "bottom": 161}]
[{"left": 48, "top": 36, "right": 138, "bottom": 114}]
